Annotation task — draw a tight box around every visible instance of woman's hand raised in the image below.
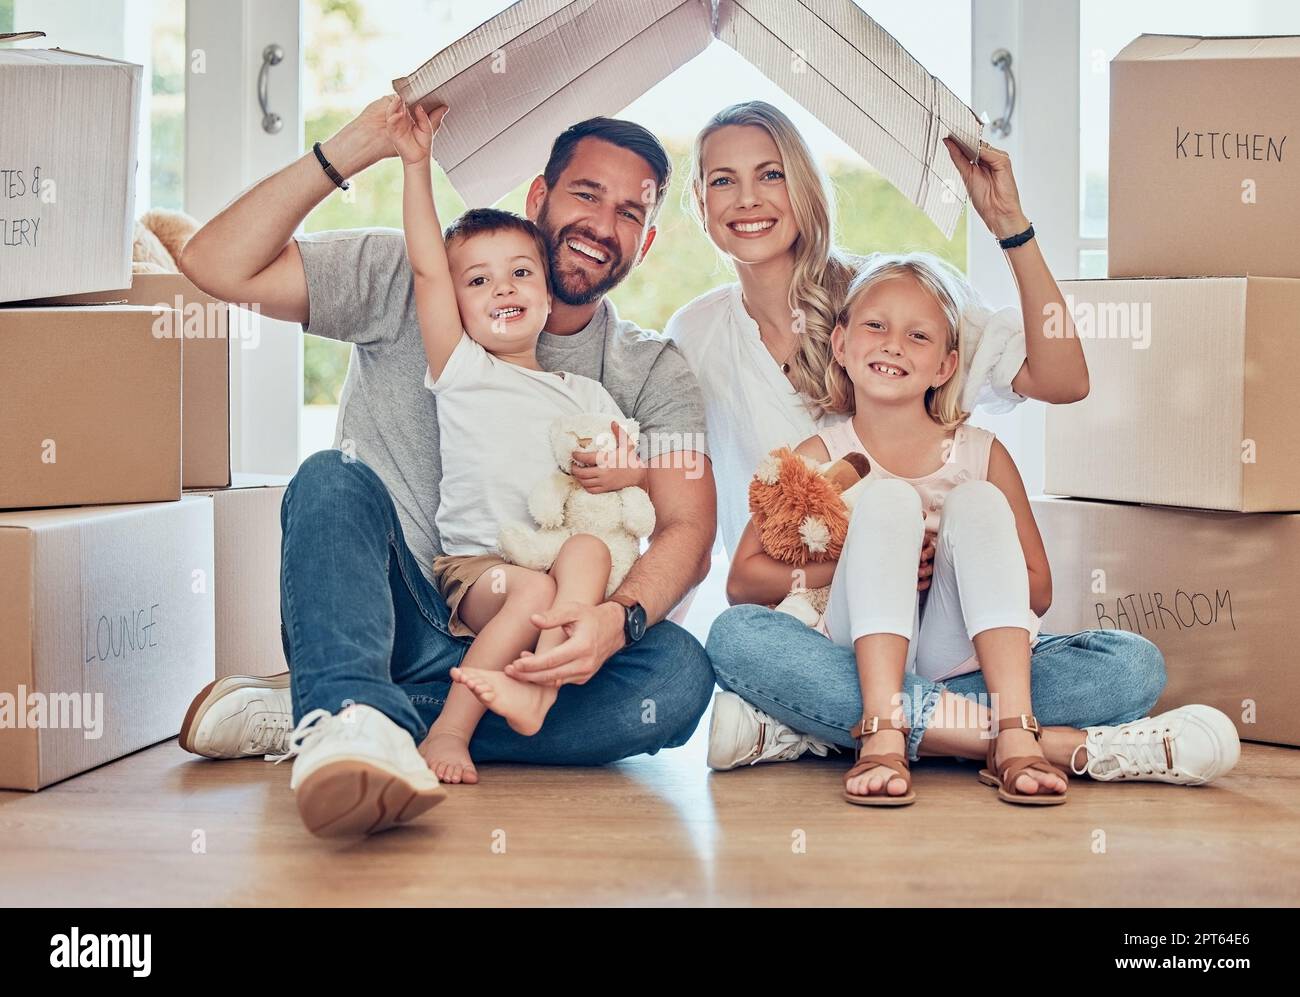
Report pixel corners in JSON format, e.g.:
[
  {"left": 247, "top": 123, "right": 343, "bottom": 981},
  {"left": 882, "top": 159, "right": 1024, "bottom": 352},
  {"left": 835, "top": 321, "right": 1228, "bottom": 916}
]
[{"left": 943, "top": 136, "right": 1031, "bottom": 241}]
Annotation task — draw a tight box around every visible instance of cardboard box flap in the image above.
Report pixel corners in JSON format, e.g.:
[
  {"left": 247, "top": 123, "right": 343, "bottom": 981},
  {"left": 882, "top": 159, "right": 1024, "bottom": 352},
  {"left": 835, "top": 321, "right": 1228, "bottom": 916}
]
[
  {"left": 397, "top": 0, "right": 712, "bottom": 211},
  {"left": 396, "top": 0, "right": 980, "bottom": 238},
  {"left": 0, "top": 46, "right": 142, "bottom": 69},
  {"left": 1115, "top": 32, "right": 1300, "bottom": 62},
  {"left": 715, "top": 0, "right": 978, "bottom": 237}
]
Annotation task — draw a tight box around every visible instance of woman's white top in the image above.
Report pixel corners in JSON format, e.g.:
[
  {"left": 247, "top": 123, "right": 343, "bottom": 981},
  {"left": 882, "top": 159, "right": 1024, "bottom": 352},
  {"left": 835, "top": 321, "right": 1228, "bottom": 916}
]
[{"left": 665, "top": 282, "right": 1029, "bottom": 558}]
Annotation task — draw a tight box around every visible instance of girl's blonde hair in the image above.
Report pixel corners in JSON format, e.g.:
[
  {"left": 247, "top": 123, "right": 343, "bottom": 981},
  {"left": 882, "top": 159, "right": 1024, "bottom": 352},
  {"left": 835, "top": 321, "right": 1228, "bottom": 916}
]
[
  {"left": 822, "top": 252, "right": 972, "bottom": 429},
  {"left": 687, "top": 100, "right": 859, "bottom": 414}
]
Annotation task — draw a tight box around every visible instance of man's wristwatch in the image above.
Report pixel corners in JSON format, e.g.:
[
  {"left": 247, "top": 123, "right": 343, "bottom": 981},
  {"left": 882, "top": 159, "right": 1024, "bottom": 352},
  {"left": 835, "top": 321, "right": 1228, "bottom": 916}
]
[{"left": 610, "top": 595, "right": 647, "bottom": 645}]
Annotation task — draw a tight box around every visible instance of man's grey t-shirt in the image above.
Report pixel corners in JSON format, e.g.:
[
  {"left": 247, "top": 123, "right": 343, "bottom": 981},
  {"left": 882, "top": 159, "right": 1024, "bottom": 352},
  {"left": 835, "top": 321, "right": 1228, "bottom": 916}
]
[{"left": 294, "top": 227, "right": 709, "bottom": 584}]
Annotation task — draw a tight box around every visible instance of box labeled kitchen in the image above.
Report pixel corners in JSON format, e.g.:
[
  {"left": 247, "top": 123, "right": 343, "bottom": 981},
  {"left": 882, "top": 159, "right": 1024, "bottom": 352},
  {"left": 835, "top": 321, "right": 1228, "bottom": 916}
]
[{"left": 1108, "top": 34, "right": 1300, "bottom": 278}]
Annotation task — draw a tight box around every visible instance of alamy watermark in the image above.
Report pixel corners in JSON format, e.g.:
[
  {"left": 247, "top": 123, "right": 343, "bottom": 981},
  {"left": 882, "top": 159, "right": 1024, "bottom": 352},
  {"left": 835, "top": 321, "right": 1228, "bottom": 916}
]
[
  {"left": 1043, "top": 295, "right": 1151, "bottom": 350},
  {"left": 148, "top": 296, "right": 262, "bottom": 350},
  {"left": 0, "top": 686, "right": 104, "bottom": 739}
]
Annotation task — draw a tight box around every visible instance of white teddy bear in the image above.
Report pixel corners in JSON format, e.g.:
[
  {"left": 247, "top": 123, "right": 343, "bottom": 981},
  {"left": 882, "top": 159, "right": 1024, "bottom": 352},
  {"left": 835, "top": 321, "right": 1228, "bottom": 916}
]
[{"left": 497, "top": 413, "right": 656, "bottom": 595}]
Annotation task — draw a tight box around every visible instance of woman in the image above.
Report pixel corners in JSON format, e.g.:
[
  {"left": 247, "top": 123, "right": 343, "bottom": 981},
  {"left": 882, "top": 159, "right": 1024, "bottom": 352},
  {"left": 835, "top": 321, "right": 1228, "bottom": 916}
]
[{"left": 667, "top": 101, "right": 1239, "bottom": 796}]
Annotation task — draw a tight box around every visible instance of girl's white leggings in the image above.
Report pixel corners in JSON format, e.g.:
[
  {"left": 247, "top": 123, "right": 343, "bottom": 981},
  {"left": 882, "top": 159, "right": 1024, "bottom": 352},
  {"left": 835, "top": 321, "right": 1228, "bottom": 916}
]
[{"left": 824, "top": 478, "right": 1040, "bottom": 682}]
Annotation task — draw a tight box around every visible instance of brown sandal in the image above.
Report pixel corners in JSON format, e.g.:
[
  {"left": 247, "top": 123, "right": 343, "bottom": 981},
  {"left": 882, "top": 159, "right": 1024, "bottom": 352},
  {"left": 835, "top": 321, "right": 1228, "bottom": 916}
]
[
  {"left": 978, "top": 714, "right": 1069, "bottom": 805},
  {"left": 844, "top": 715, "right": 916, "bottom": 806}
]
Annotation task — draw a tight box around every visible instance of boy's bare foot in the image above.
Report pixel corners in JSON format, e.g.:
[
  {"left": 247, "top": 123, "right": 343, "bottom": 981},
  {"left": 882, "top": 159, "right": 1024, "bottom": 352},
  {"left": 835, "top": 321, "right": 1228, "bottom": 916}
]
[
  {"left": 845, "top": 728, "right": 910, "bottom": 798},
  {"left": 994, "top": 727, "right": 1067, "bottom": 795},
  {"left": 418, "top": 729, "right": 479, "bottom": 785},
  {"left": 451, "top": 666, "right": 554, "bottom": 736}
]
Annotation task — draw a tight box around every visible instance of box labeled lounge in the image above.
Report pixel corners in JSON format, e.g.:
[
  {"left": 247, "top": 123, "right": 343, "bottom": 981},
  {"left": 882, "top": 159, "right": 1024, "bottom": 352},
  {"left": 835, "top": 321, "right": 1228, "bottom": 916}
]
[
  {"left": 0, "top": 46, "right": 142, "bottom": 302},
  {"left": 23, "top": 272, "right": 234, "bottom": 489},
  {"left": 186, "top": 474, "right": 291, "bottom": 679},
  {"left": 1108, "top": 34, "right": 1300, "bottom": 278},
  {"left": 0, "top": 497, "right": 215, "bottom": 790},
  {"left": 0, "top": 304, "right": 182, "bottom": 509},
  {"left": 1044, "top": 276, "right": 1300, "bottom": 512},
  {"left": 395, "top": 0, "right": 981, "bottom": 237},
  {"left": 1033, "top": 496, "right": 1298, "bottom": 747}
]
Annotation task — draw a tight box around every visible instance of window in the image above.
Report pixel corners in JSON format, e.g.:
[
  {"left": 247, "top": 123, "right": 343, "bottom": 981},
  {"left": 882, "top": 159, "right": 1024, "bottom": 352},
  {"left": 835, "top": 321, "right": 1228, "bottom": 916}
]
[{"left": 148, "top": 0, "right": 185, "bottom": 211}]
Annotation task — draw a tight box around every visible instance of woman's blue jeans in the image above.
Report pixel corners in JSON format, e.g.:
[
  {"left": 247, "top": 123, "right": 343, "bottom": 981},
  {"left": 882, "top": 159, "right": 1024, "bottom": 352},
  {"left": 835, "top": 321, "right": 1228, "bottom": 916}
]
[{"left": 706, "top": 604, "right": 1167, "bottom": 761}]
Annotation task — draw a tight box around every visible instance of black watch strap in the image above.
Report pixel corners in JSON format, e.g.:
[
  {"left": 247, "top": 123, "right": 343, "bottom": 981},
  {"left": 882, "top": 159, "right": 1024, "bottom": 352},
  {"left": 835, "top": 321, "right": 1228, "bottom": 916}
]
[
  {"left": 998, "top": 222, "right": 1034, "bottom": 250},
  {"left": 312, "top": 141, "right": 350, "bottom": 191},
  {"left": 613, "top": 598, "right": 647, "bottom": 644}
]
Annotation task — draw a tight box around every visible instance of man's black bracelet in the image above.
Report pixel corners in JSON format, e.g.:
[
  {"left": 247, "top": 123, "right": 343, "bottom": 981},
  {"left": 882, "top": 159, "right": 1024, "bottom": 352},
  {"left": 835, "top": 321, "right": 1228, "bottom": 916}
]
[
  {"left": 998, "top": 222, "right": 1034, "bottom": 250},
  {"left": 313, "top": 141, "right": 350, "bottom": 191}
]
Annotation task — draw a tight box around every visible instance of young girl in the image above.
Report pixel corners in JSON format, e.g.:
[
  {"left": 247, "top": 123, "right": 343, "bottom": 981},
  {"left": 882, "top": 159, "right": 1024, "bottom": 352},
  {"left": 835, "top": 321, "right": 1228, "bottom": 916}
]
[
  {"left": 782, "top": 252, "right": 1068, "bottom": 807},
  {"left": 384, "top": 98, "right": 644, "bottom": 785}
]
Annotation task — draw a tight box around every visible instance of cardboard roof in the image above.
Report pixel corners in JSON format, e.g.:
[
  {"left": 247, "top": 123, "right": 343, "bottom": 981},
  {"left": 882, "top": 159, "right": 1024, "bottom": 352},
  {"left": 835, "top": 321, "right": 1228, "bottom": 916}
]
[{"left": 393, "top": 0, "right": 981, "bottom": 238}]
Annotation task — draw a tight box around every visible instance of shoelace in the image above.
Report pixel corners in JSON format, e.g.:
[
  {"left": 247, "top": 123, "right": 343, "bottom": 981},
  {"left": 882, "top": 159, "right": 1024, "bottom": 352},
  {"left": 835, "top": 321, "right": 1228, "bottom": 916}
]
[
  {"left": 249, "top": 717, "right": 292, "bottom": 758},
  {"left": 1073, "top": 718, "right": 1172, "bottom": 778},
  {"left": 268, "top": 708, "right": 334, "bottom": 764},
  {"left": 755, "top": 721, "right": 834, "bottom": 764}
]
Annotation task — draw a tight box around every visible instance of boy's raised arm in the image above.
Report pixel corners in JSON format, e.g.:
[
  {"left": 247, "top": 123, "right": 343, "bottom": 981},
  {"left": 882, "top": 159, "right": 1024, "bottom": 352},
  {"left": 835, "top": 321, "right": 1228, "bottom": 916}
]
[{"left": 385, "top": 96, "right": 461, "bottom": 380}]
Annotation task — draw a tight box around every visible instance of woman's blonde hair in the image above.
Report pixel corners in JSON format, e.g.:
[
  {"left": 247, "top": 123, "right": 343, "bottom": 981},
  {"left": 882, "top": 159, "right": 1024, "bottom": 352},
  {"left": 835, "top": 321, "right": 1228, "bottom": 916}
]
[
  {"left": 822, "top": 252, "right": 972, "bottom": 429},
  {"left": 687, "top": 100, "right": 859, "bottom": 414}
]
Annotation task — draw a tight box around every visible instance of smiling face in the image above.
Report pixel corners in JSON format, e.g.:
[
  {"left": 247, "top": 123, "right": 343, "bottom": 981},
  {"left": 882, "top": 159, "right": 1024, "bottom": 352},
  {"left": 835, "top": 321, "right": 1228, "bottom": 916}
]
[
  {"left": 832, "top": 273, "right": 959, "bottom": 410},
  {"left": 446, "top": 228, "right": 551, "bottom": 352},
  {"left": 529, "top": 136, "right": 657, "bottom": 307},
  {"left": 698, "top": 124, "right": 799, "bottom": 267}
]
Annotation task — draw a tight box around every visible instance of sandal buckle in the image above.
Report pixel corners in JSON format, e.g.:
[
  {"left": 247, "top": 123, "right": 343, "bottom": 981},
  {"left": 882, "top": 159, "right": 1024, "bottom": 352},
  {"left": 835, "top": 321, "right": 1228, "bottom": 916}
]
[{"left": 1020, "top": 714, "right": 1040, "bottom": 735}]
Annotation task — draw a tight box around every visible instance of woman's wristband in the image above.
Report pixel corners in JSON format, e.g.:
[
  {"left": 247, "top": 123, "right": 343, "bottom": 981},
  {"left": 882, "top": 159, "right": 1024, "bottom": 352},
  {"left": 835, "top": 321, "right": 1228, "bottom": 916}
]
[{"left": 997, "top": 221, "right": 1035, "bottom": 250}]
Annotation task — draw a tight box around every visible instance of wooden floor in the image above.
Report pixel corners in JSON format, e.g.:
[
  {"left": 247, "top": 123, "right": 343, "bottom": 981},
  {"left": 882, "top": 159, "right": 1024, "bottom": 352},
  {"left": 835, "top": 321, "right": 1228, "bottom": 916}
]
[{"left": 2, "top": 705, "right": 1298, "bottom": 906}]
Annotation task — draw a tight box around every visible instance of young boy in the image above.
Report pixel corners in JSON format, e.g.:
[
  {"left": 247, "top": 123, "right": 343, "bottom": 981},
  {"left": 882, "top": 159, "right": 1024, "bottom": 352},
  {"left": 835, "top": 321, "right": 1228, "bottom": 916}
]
[{"left": 385, "top": 97, "right": 646, "bottom": 784}]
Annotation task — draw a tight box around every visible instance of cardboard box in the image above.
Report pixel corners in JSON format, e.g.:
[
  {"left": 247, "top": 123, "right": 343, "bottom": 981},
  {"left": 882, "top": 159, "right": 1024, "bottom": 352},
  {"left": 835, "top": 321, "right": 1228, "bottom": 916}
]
[
  {"left": 0, "top": 46, "right": 142, "bottom": 302},
  {"left": 1034, "top": 496, "right": 1298, "bottom": 747},
  {"left": 14, "top": 272, "right": 233, "bottom": 489},
  {"left": 395, "top": 0, "right": 981, "bottom": 237},
  {"left": 185, "top": 474, "right": 290, "bottom": 679},
  {"left": 0, "top": 304, "right": 182, "bottom": 509},
  {"left": 1108, "top": 34, "right": 1300, "bottom": 279},
  {"left": 0, "top": 496, "right": 215, "bottom": 790},
  {"left": 1044, "top": 276, "right": 1300, "bottom": 512}
]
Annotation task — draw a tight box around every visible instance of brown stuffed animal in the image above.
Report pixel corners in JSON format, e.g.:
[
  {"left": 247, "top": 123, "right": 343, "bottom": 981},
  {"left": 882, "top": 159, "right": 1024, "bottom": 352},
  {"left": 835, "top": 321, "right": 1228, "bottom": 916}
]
[
  {"left": 748, "top": 447, "right": 870, "bottom": 626},
  {"left": 131, "top": 208, "right": 201, "bottom": 273}
]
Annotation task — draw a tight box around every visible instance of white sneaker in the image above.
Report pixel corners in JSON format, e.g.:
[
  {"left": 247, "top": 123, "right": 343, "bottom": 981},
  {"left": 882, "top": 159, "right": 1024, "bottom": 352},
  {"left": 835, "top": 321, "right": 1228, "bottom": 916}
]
[
  {"left": 279, "top": 704, "right": 447, "bottom": 837},
  {"left": 179, "top": 673, "right": 294, "bottom": 759},
  {"left": 707, "top": 690, "right": 837, "bottom": 771},
  {"left": 1071, "top": 705, "right": 1241, "bottom": 785}
]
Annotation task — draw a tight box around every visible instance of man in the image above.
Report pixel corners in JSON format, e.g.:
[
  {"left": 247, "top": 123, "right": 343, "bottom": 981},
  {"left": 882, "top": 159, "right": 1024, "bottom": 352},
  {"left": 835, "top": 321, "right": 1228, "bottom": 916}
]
[{"left": 178, "top": 97, "right": 718, "bottom": 836}]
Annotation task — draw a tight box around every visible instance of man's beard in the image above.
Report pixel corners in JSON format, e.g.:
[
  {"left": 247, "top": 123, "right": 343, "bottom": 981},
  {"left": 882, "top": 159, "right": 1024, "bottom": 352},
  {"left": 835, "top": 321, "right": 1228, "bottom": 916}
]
[{"left": 537, "top": 203, "right": 634, "bottom": 307}]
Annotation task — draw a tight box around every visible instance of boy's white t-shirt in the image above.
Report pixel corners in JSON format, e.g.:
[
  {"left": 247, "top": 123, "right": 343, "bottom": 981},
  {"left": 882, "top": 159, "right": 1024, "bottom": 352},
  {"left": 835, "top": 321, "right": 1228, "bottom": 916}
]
[{"left": 425, "top": 333, "right": 624, "bottom": 557}]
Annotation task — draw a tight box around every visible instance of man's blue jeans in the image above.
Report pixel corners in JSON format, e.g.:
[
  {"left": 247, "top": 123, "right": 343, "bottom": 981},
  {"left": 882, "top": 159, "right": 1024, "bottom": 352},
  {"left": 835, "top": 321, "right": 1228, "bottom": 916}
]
[
  {"left": 706, "top": 604, "right": 1168, "bottom": 761},
  {"left": 278, "top": 450, "right": 716, "bottom": 763}
]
